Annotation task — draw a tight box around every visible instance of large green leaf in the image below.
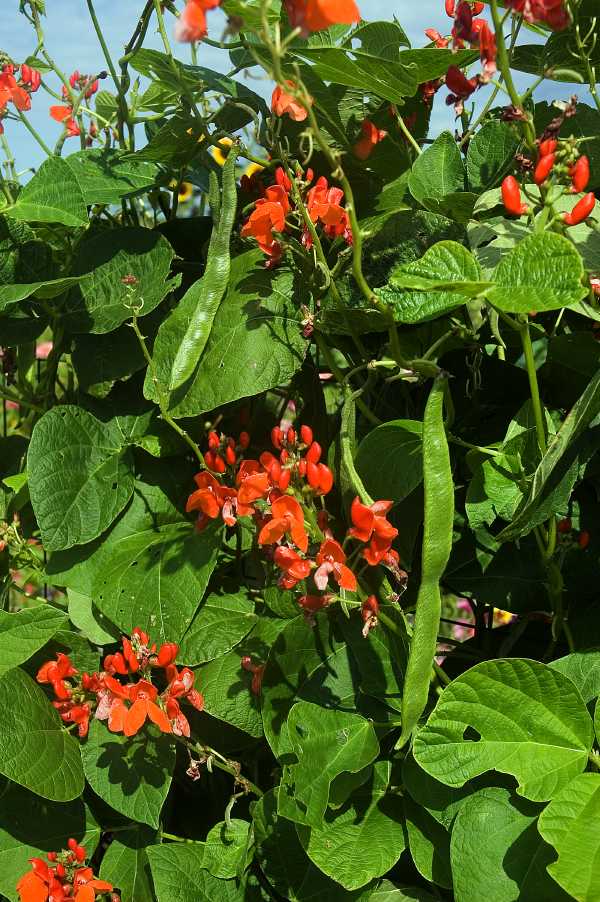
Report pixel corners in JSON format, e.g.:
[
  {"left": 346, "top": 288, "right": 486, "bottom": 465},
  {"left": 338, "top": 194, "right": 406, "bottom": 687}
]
[
  {"left": 538, "top": 773, "right": 600, "bottom": 902},
  {"left": 413, "top": 659, "right": 593, "bottom": 802},
  {"left": 0, "top": 606, "right": 68, "bottom": 677},
  {"left": 451, "top": 787, "right": 570, "bottom": 902},
  {"left": 487, "top": 232, "right": 588, "bottom": 313},
  {"left": 0, "top": 668, "right": 84, "bottom": 801},
  {"left": 64, "top": 149, "right": 159, "bottom": 205},
  {"left": 403, "top": 796, "right": 452, "bottom": 889},
  {"left": 278, "top": 701, "right": 379, "bottom": 827},
  {"left": 408, "top": 132, "right": 465, "bottom": 206},
  {"left": 253, "top": 790, "right": 374, "bottom": 902},
  {"left": 48, "top": 481, "right": 221, "bottom": 643},
  {"left": 340, "top": 608, "right": 408, "bottom": 714},
  {"left": 355, "top": 420, "right": 423, "bottom": 503},
  {"left": 147, "top": 844, "right": 246, "bottom": 901},
  {"left": 297, "top": 762, "right": 405, "bottom": 890},
  {"left": 178, "top": 591, "right": 257, "bottom": 665},
  {"left": 67, "top": 589, "right": 119, "bottom": 645},
  {"left": 497, "top": 368, "right": 600, "bottom": 542},
  {"left": 0, "top": 784, "right": 101, "bottom": 902},
  {"left": 62, "top": 227, "right": 180, "bottom": 334},
  {"left": 550, "top": 652, "right": 600, "bottom": 704},
  {"left": 378, "top": 241, "right": 483, "bottom": 323},
  {"left": 99, "top": 826, "right": 156, "bottom": 902},
  {"left": 6, "top": 157, "right": 88, "bottom": 227},
  {"left": 198, "top": 615, "right": 286, "bottom": 738},
  {"left": 148, "top": 251, "right": 308, "bottom": 417},
  {"left": 82, "top": 719, "right": 176, "bottom": 829},
  {"left": 28, "top": 405, "right": 135, "bottom": 551},
  {"left": 466, "top": 120, "right": 520, "bottom": 191}
]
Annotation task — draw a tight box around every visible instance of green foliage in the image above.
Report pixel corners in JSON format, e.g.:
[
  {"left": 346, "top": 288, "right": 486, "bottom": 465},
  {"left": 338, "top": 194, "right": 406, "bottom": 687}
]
[{"left": 4, "top": 3, "right": 600, "bottom": 900}]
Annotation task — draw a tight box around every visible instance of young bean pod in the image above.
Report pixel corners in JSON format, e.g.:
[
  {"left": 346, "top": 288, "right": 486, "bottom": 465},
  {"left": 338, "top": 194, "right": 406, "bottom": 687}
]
[{"left": 397, "top": 375, "right": 454, "bottom": 749}]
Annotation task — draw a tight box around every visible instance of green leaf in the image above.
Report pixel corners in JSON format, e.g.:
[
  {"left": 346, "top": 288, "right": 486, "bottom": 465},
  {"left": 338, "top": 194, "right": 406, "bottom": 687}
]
[
  {"left": 0, "top": 668, "right": 84, "bottom": 801},
  {"left": 0, "top": 606, "right": 68, "bottom": 677},
  {"left": 82, "top": 718, "right": 176, "bottom": 829},
  {"left": 403, "top": 797, "right": 452, "bottom": 889},
  {"left": 62, "top": 227, "right": 180, "bottom": 334},
  {"left": 6, "top": 157, "right": 88, "bottom": 227},
  {"left": 368, "top": 884, "right": 438, "bottom": 901},
  {"left": 99, "top": 826, "right": 156, "bottom": 902},
  {"left": 253, "top": 790, "right": 373, "bottom": 902},
  {"left": 355, "top": 420, "right": 423, "bottom": 503},
  {"left": 465, "top": 454, "right": 523, "bottom": 530},
  {"left": 297, "top": 762, "right": 405, "bottom": 890},
  {"left": 67, "top": 589, "right": 119, "bottom": 645},
  {"left": 497, "top": 367, "right": 600, "bottom": 542},
  {"left": 178, "top": 591, "right": 257, "bottom": 665},
  {"left": 451, "top": 787, "right": 570, "bottom": 902},
  {"left": 538, "top": 773, "right": 600, "bottom": 902},
  {"left": 413, "top": 659, "right": 593, "bottom": 802},
  {"left": 551, "top": 652, "right": 600, "bottom": 703},
  {"left": 169, "top": 150, "right": 238, "bottom": 390},
  {"left": 148, "top": 251, "right": 308, "bottom": 417},
  {"left": 134, "top": 112, "right": 205, "bottom": 166},
  {"left": 278, "top": 701, "right": 379, "bottom": 827},
  {"left": 340, "top": 607, "right": 408, "bottom": 714},
  {"left": 203, "top": 819, "right": 251, "bottom": 879},
  {"left": 49, "top": 481, "right": 221, "bottom": 643},
  {"left": 408, "top": 132, "right": 465, "bottom": 208},
  {"left": 378, "top": 241, "right": 483, "bottom": 323},
  {"left": 0, "top": 784, "right": 100, "bottom": 902},
  {"left": 262, "top": 613, "right": 372, "bottom": 758},
  {"left": 28, "top": 405, "right": 135, "bottom": 551},
  {"left": 487, "top": 232, "right": 588, "bottom": 313},
  {"left": 0, "top": 276, "right": 85, "bottom": 313},
  {"left": 147, "top": 844, "right": 246, "bottom": 901},
  {"left": 64, "top": 149, "right": 159, "bottom": 205},
  {"left": 198, "top": 616, "right": 286, "bottom": 738},
  {"left": 466, "top": 120, "right": 520, "bottom": 191}
]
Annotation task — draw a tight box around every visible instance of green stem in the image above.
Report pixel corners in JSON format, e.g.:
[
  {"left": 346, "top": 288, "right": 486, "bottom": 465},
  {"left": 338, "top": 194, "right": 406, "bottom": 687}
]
[
  {"left": 489, "top": 0, "right": 536, "bottom": 146},
  {"left": 519, "top": 320, "right": 547, "bottom": 455},
  {"left": 85, "top": 0, "right": 127, "bottom": 144},
  {"left": 314, "top": 333, "right": 380, "bottom": 426},
  {"left": 395, "top": 111, "right": 422, "bottom": 156},
  {"left": 16, "top": 110, "right": 53, "bottom": 157}
]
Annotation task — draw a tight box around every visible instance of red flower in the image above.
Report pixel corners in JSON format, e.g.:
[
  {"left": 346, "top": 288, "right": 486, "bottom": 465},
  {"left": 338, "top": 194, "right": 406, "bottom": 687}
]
[
  {"left": 36, "top": 653, "right": 77, "bottom": 701},
  {"left": 298, "top": 594, "right": 333, "bottom": 613},
  {"left": 175, "top": 0, "right": 221, "bottom": 42},
  {"left": 0, "top": 70, "right": 31, "bottom": 112},
  {"left": 506, "top": 0, "right": 569, "bottom": 30},
  {"left": 306, "top": 176, "right": 351, "bottom": 240},
  {"left": 285, "top": 0, "right": 360, "bottom": 36},
  {"left": 348, "top": 496, "right": 397, "bottom": 544},
  {"left": 272, "top": 81, "right": 309, "bottom": 121},
  {"left": 186, "top": 470, "right": 223, "bottom": 529},
  {"left": 156, "top": 642, "right": 179, "bottom": 667},
  {"left": 49, "top": 104, "right": 80, "bottom": 137},
  {"left": 258, "top": 495, "right": 309, "bottom": 552},
  {"left": 274, "top": 545, "right": 312, "bottom": 588},
  {"left": 241, "top": 198, "right": 287, "bottom": 258},
  {"left": 73, "top": 867, "right": 113, "bottom": 901},
  {"left": 353, "top": 119, "right": 387, "bottom": 161},
  {"left": 166, "top": 665, "right": 205, "bottom": 711},
  {"left": 361, "top": 595, "right": 380, "bottom": 637},
  {"left": 108, "top": 680, "right": 171, "bottom": 737},
  {"left": 445, "top": 65, "right": 479, "bottom": 111},
  {"left": 425, "top": 28, "right": 450, "bottom": 48},
  {"left": 314, "top": 539, "right": 357, "bottom": 592},
  {"left": 241, "top": 656, "right": 266, "bottom": 695}
]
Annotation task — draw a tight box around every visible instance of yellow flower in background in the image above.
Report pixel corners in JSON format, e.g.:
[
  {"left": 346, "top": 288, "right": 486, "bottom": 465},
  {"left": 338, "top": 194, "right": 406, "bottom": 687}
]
[
  {"left": 211, "top": 136, "right": 233, "bottom": 166},
  {"left": 177, "top": 182, "right": 193, "bottom": 203},
  {"left": 493, "top": 608, "right": 515, "bottom": 627},
  {"left": 243, "top": 161, "right": 265, "bottom": 179}
]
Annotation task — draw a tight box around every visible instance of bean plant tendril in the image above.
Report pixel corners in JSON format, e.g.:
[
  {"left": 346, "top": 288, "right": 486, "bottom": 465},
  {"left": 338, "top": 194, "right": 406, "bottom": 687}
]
[{"left": 2, "top": 0, "right": 600, "bottom": 900}]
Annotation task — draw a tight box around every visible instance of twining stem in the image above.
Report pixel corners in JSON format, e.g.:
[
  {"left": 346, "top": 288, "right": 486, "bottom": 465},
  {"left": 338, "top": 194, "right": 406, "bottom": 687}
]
[
  {"left": 519, "top": 319, "right": 547, "bottom": 455},
  {"left": 172, "top": 733, "right": 263, "bottom": 797},
  {"left": 489, "top": 0, "right": 536, "bottom": 146},
  {"left": 575, "top": 21, "right": 600, "bottom": 113},
  {"left": 85, "top": 0, "right": 128, "bottom": 144},
  {"left": 130, "top": 313, "right": 205, "bottom": 467},
  {"left": 151, "top": 0, "right": 203, "bottom": 121},
  {"left": 314, "top": 333, "right": 380, "bottom": 426}
]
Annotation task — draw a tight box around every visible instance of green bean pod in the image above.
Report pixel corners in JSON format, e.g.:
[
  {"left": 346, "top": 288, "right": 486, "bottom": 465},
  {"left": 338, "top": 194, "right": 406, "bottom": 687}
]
[
  {"left": 396, "top": 375, "right": 454, "bottom": 749},
  {"left": 168, "top": 145, "right": 239, "bottom": 390}
]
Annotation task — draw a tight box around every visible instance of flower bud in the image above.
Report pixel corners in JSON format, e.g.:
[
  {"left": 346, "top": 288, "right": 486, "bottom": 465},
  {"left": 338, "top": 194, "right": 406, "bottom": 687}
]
[
  {"left": 501, "top": 176, "right": 528, "bottom": 216},
  {"left": 213, "top": 454, "right": 226, "bottom": 474},
  {"left": 306, "top": 441, "right": 322, "bottom": 463},
  {"left": 307, "top": 461, "right": 320, "bottom": 489},
  {"left": 271, "top": 427, "right": 283, "bottom": 449},
  {"left": 300, "top": 425, "right": 313, "bottom": 445},
  {"left": 225, "top": 445, "right": 237, "bottom": 466},
  {"left": 207, "top": 431, "right": 220, "bottom": 450},
  {"left": 317, "top": 464, "right": 334, "bottom": 494},
  {"left": 563, "top": 192, "right": 596, "bottom": 226},
  {"left": 571, "top": 155, "right": 590, "bottom": 193},
  {"left": 287, "top": 427, "right": 296, "bottom": 445},
  {"left": 278, "top": 468, "right": 291, "bottom": 490},
  {"left": 534, "top": 152, "right": 555, "bottom": 185}
]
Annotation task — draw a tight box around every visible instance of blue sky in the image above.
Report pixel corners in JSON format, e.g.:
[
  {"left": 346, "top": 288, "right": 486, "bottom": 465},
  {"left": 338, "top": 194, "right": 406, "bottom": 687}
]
[{"left": 2, "top": 1, "right": 562, "bottom": 174}]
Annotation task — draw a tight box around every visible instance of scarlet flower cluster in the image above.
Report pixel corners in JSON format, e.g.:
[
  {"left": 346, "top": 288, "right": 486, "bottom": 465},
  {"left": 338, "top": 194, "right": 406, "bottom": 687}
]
[
  {"left": 0, "top": 63, "right": 41, "bottom": 135},
  {"left": 241, "top": 166, "right": 352, "bottom": 265},
  {"left": 50, "top": 70, "right": 100, "bottom": 139},
  {"left": 501, "top": 138, "right": 595, "bottom": 226},
  {"left": 186, "top": 424, "right": 401, "bottom": 629},
  {"left": 36, "top": 628, "right": 203, "bottom": 740},
  {"left": 506, "top": 0, "right": 569, "bottom": 30},
  {"left": 16, "top": 840, "right": 116, "bottom": 902},
  {"left": 432, "top": 2, "right": 497, "bottom": 113}
]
